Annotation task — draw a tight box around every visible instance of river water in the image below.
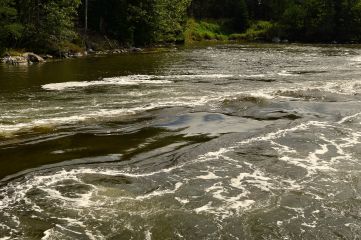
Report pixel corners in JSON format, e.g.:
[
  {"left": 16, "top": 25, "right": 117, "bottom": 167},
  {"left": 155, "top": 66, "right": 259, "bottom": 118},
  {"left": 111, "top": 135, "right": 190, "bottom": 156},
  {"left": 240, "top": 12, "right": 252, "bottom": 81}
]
[{"left": 1, "top": 44, "right": 361, "bottom": 239}]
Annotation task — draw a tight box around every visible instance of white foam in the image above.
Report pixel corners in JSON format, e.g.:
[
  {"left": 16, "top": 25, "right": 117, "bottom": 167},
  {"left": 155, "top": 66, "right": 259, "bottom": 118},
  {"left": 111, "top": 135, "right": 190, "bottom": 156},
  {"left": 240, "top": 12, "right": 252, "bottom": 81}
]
[
  {"left": 194, "top": 202, "right": 213, "bottom": 214},
  {"left": 175, "top": 197, "right": 190, "bottom": 204},
  {"left": 277, "top": 70, "right": 296, "bottom": 76},
  {"left": 166, "top": 74, "right": 234, "bottom": 79},
  {"left": 338, "top": 112, "right": 361, "bottom": 124},
  {"left": 136, "top": 182, "right": 183, "bottom": 200},
  {"left": 230, "top": 170, "right": 274, "bottom": 192},
  {"left": 42, "top": 74, "right": 235, "bottom": 91},
  {"left": 196, "top": 172, "right": 220, "bottom": 180},
  {"left": 145, "top": 230, "right": 152, "bottom": 240},
  {"left": 42, "top": 75, "right": 172, "bottom": 91},
  {"left": 351, "top": 56, "right": 361, "bottom": 62},
  {"left": 240, "top": 74, "right": 267, "bottom": 78},
  {"left": 301, "top": 221, "right": 317, "bottom": 228},
  {"left": 41, "top": 229, "right": 54, "bottom": 240}
]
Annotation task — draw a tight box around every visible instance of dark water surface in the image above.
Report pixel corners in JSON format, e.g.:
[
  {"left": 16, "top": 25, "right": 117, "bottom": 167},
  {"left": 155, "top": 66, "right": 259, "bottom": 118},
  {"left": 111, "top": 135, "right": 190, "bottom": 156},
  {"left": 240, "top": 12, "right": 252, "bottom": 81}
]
[{"left": 1, "top": 44, "right": 361, "bottom": 239}]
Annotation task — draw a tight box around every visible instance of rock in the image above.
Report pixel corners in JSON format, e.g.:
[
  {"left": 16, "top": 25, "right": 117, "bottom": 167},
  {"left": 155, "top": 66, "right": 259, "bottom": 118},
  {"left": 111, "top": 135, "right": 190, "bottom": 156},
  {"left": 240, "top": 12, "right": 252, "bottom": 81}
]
[
  {"left": 59, "top": 52, "right": 70, "bottom": 58},
  {"left": 23, "top": 52, "right": 45, "bottom": 63},
  {"left": 41, "top": 54, "right": 53, "bottom": 60},
  {"left": 70, "top": 52, "right": 83, "bottom": 58},
  {"left": 272, "top": 37, "right": 281, "bottom": 43},
  {"left": 3, "top": 56, "right": 28, "bottom": 65},
  {"left": 130, "top": 47, "right": 142, "bottom": 52},
  {"left": 112, "top": 49, "right": 123, "bottom": 54}
]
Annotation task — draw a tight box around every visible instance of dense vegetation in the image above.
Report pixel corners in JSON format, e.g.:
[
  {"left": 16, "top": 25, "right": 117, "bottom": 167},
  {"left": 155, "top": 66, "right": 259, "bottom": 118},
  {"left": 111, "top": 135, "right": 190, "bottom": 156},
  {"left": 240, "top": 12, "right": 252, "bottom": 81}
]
[{"left": 2, "top": 0, "right": 361, "bottom": 55}]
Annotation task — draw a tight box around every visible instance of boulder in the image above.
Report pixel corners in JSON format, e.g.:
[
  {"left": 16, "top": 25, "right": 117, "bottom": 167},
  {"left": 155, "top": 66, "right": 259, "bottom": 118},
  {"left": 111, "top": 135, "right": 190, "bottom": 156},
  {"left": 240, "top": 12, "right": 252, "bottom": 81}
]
[
  {"left": 112, "top": 49, "right": 123, "bottom": 54},
  {"left": 3, "top": 56, "right": 28, "bottom": 65},
  {"left": 41, "top": 54, "right": 53, "bottom": 60},
  {"left": 272, "top": 37, "right": 281, "bottom": 43},
  {"left": 23, "top": 52, "right": 45, "bottom": 63},
  {"left": 70, "top": 52, "right": 84, "bottom": 58},
  {"left": 130, "top": 47, "right": 143, "bottom": 52}
]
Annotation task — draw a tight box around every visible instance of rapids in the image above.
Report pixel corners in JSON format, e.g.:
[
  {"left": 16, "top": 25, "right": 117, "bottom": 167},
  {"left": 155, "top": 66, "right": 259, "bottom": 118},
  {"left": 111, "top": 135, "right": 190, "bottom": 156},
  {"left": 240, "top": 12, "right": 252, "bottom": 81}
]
[{"left": 1, "top": 44, "right": 361, "bottom": 239}]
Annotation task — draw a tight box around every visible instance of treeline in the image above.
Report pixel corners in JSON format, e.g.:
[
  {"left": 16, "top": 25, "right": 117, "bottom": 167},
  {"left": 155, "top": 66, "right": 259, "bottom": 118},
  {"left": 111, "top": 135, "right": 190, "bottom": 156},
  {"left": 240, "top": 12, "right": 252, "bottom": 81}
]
[
  {"left": 2, "top": 0, "right": 361, "bottom": 55},
  {"left": 83, "top": 0, "right": 190, "bottom": 46},
  {"left": 189, "top": 0, "right": 361, "bottom": 42},
  {"left": 0, "top": 0, "right": 81, "bottom": 54}
]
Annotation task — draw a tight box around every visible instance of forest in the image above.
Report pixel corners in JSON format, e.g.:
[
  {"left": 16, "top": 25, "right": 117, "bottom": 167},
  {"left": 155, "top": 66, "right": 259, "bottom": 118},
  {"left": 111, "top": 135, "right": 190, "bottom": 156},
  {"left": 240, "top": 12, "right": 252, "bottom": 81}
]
[{"left": 2, "top": 0, "right": 361, "bottom": 55}]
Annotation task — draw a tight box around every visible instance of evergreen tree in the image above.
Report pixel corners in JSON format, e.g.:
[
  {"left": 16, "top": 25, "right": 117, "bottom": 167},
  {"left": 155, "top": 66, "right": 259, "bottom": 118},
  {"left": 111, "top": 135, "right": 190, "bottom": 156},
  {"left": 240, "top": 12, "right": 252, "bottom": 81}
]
[
  {"left": 0, "top": 0, "right": 23, "bottom": 53},
  {"left": 18, "top": 0, "right": 81, "bottom": 53}
]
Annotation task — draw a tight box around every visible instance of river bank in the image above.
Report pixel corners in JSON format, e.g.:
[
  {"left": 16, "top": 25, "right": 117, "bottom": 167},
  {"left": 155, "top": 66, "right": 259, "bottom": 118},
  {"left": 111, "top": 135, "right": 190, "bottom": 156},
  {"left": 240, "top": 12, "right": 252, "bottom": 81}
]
[{"left": 0, "top": 47, "right": 147, "bottom": 65}]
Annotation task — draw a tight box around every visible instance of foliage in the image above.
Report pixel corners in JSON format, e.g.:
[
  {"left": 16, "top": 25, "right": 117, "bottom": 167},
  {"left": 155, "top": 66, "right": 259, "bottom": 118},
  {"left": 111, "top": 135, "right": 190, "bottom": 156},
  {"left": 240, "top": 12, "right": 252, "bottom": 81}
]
[
  {"left": 189, "top": 0, "right": 249, "bottom": 31},
  {"left": 0, "top": 0, "right": 23, "bottom": 54},
  {"left": 44, "top": 0, "right": 82, "bottom": 52},
  {"left": 229, "top": 21, "right": 278, "bottom": 41},
  {"left": 84, "top": 0, "right": 191, "bottom": 46},
  {"left": 153, "top": 0, "right": 192, "bottom": 43},
  {"left": 184, "top": 19, "right": 234, "bottom": 43},
  {"left": 4, "top": 0, "right": 361, "bottom": 54}
]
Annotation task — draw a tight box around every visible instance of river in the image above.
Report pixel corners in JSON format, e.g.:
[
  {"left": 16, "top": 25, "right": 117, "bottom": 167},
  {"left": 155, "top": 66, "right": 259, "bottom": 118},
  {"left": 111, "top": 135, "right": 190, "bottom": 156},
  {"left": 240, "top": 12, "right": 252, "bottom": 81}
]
[{"left": 1, "top": 44, "right": 361, "bottom": 239}]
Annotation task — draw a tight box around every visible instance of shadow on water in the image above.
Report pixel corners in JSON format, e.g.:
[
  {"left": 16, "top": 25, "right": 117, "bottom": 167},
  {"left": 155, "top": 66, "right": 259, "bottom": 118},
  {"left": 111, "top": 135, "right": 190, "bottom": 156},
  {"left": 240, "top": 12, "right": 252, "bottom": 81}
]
[
  {"left": 0, "top": 51, "right": 173, "bottom": 92},
  {"left": 0, "top": 121, "right": 212, "bottom": 181}
]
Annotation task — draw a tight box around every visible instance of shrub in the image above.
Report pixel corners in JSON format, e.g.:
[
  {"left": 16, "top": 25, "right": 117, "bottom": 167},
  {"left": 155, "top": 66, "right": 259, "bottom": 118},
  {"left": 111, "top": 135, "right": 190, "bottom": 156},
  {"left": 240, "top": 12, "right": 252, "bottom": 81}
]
[
  {"left": 233, "top": 21, "right": 279, "bottom": 41},
  {"left": 184, "top": 18, "right": 231, "bottom": 43}
]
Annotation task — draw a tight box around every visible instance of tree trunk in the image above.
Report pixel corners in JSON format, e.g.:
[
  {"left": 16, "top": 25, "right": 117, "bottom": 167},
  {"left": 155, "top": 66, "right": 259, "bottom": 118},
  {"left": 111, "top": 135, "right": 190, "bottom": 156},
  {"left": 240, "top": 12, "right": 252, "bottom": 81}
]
[{"left": 85, "top": 0, "right": 88, "bottom": 33}]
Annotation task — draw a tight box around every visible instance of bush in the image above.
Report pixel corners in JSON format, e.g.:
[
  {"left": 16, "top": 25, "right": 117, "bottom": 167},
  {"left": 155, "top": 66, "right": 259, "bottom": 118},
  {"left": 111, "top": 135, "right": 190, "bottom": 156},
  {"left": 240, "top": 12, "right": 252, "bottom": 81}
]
[
  {"left": 184, "top": 18, "right": 230, "bottom": 43},
  {"left": 230, "top": 21, "right": 279, "bottom": 41}
]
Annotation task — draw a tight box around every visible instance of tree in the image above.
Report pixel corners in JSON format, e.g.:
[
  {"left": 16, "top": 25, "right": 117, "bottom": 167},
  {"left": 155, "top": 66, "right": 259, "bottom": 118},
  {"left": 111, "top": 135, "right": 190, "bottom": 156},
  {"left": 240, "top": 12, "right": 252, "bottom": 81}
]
[
  {"left": 153, "top": 0, "right": 192, "bottom": 43},
  {"left": 281, "top": 3, "right": 306, "bottom": 40},
  {"left": 0, "top": 0, "right": 23, "bottom": 54},
  {"left": 18, "top": 0, "right": 81, "bottom": 53}
]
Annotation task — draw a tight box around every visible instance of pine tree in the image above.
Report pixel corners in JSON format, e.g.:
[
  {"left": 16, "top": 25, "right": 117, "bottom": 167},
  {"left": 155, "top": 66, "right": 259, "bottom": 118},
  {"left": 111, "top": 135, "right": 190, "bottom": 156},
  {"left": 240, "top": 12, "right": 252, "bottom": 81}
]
[{"left": 0, "top": 0, "right": 23, "bottom": 54}]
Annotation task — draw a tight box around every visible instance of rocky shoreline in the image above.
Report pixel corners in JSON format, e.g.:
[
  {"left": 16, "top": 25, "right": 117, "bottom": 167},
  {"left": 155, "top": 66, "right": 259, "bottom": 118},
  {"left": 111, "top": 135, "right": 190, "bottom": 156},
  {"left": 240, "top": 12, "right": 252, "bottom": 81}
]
[{"left": 1, "top": 47, "right": 144, "bottom": 65}]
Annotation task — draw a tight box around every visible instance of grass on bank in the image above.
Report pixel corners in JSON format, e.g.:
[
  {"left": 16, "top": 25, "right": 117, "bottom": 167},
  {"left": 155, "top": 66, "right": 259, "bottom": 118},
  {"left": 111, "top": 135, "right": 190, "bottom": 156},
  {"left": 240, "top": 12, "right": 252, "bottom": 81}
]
[
  {"left": 184, "top": 19, "right": 231, "bottom": 42},
  {"left": 184, "top": 18, "right": 279, "bottom": 44}
]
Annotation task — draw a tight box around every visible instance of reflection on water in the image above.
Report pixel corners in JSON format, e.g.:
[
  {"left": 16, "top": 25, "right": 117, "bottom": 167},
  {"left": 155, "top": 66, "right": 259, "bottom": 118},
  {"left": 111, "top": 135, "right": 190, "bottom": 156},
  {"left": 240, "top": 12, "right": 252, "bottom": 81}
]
[{"left": 1, "top": 44, "right": 361, "bottom": 239}]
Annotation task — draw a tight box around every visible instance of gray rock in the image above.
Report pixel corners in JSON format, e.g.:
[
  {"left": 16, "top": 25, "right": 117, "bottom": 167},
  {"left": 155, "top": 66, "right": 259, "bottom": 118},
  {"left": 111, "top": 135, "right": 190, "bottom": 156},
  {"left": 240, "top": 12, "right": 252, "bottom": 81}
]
[
  {"left": 4, "top": 56, "right": 28, "bottom": 65},
  {"left": 272, "top": 37, "right": 281, "bottom": 43},
  {"left": 23, "top": 52, "right": 45, "bottom": 63},
  {"left": 41, "top": 54, "right": 53, "bottom": 60},
  {"left": 131, "top": 47, "right": 143, "bottom": 52},
  {"left": 112, "top": 49, "right": 123, "bottom": 54},
  {"left": 70, "top": 52, "right": 84, "bottom": 58}
]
